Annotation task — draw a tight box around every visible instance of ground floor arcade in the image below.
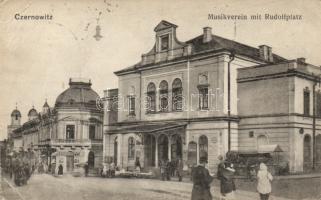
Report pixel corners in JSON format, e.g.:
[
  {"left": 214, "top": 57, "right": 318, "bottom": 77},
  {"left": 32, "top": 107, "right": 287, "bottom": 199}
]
[{"left": 104, "top": 121, "right": 237, "bottom": 173}]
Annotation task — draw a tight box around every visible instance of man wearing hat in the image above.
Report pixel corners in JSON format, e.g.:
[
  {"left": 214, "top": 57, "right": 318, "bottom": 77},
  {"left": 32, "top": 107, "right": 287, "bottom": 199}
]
[{"left": 191, "top": 156, "right": 214, "bottom": 200}]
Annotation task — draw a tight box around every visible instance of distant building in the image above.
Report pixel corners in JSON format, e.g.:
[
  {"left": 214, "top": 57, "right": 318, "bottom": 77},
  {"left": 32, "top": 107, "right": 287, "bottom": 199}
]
[
  {"left": 102, "top": 20, "right": 321, "bottom": 173},
  {"left": 8, "top": 78, "right": 104, "bottom": 174}
]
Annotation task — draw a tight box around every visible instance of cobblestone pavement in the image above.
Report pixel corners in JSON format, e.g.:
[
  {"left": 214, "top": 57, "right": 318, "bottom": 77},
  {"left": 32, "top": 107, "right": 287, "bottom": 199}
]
[{"left": 0, "top": 174, "right": 314, "bottom": 200}]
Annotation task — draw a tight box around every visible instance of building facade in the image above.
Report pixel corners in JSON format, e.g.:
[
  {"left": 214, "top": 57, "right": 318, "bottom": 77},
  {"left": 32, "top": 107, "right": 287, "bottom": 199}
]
[
  {"left": 8, "top": 78, "right": 104, "bottom": 174},
  {"left": 238, "top": 60, "right": 321, "bottom": 172},
  {"left": 102, "top": 20, "right": 298, "bottom": 173}
]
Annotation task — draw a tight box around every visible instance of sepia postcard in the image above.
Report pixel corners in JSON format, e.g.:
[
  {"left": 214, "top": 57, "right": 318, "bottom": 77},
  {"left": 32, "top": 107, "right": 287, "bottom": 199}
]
[{"left": 0, "top": 0, "right": 321, "bottom": 199}]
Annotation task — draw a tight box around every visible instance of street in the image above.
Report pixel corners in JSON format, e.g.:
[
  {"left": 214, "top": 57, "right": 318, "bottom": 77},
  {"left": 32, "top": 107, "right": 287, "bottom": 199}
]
[{"left": 0, "top": 174, "right": 307, "bottom": 200}]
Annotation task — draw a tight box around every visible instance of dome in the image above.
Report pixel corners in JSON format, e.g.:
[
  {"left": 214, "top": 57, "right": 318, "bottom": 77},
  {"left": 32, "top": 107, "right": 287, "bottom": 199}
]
[
  {"left": 28, "top": 108, "right": 38, "bottom": 117},
  {"left": 55, "top": 78, "right": 100, "bottom": 110},
  {"left": 11, "top": 109, "right": 21, "bottom": 117}
]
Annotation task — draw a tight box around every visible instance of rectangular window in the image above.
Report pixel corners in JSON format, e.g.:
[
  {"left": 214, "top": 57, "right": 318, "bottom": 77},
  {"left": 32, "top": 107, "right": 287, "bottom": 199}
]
[
  {"left": 304, "top": 90, "right": 310, "bottom": 116},
  {"left": 199, "top": 87, "right": 209, "bottom": 110},
  {"left": 129, "top": 96, "right": 135, "bottom": 116},
  {"left": 89, "top": 125, "right": 95, "bottom": 140},
  {"left": 160, "top": 35, "right": 169, "bottom": 51},
  {"left": 66, "top": 125, "right": 75, "bottom": 140}
]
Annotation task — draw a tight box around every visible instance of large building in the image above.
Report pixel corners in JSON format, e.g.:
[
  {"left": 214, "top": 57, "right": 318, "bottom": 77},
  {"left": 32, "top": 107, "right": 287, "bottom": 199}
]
[
  {"left": 8, "top": 78, "right": 104, "bottom": 174},
  {"left": 102, "top": 20, "right": 321, "bottom": 173}
]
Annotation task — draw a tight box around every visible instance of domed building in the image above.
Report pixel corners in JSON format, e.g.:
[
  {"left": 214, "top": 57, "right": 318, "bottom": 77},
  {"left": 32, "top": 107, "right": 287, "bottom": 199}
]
[
  {"left": 8, "top": 78, "right": 103, "bottom": 175},
  {"left": 50, "top": 78, "right": 104, "bottom": 174}
]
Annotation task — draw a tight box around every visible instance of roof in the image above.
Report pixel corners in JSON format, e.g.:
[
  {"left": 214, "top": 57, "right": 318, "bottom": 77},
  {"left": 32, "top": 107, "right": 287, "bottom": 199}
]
[
  {"left": 115, "top": 33, "right": 287, "bottom": 75},
  {"left": 106, "top": 121, "right": 187, "bottom": 134},
  {"left": 258, "top": 144, "right": 283, "bottom": 153},
  {"left": 11, "top": 109, "right": 21, "bottom": 117},
  {"left": 55, "top": 79, "right": 101, "bottom": 110},
  {"left": 185, "top": 34, "right": 287, "bottom": 63}
]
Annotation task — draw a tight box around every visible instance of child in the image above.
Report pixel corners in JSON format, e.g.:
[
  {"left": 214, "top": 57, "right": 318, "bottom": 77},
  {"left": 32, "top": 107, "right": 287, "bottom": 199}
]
[{"left": 257, "top": 163, "right": 273, "bottom": 200}]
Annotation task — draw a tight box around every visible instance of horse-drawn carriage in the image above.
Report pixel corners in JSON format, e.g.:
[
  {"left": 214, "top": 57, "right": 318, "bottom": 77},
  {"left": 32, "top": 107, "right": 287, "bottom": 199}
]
[{"left": 226, "top": 144, "right": 286, "bottom": 177}]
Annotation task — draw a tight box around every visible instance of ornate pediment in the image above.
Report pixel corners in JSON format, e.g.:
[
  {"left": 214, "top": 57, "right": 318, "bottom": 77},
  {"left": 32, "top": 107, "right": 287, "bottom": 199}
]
[{"left": 154, "top": 20, "right": 178, "bottom": 32}]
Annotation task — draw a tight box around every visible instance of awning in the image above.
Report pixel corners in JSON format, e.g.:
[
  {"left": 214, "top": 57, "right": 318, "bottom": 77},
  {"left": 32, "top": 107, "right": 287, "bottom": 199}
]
[
  {"left": 105, "top": 122, "right": 187, "bottom": 134},
  {"left": 258, "top": 144, "right": 283, "bottom": 153}
]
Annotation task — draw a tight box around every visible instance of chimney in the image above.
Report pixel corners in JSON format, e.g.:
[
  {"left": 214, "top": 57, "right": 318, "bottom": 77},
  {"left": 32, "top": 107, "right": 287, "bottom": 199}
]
[
  {"left": 259, "top": 45, "right": 273, "bottom": 62},
  {"left": 203, "top": 27, "right": 212, "bottom": 43},
  {"left": 297, "top": 57, "right": 306, "bottom": 63}
]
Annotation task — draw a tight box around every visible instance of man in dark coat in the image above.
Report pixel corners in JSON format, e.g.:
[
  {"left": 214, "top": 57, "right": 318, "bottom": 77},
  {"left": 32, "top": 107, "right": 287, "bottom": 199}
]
[
  {"left": 217, "top": 161, "right": 236, "bottom": 198},
  {"left": 177, "top": 158, "right": 184, "bottom": 182},
  {"left": 84, "top": 163, "right": 89, "bottom": 177},
  {"left": 58, "top": 164, "right": 63, "bottom": 175},
  {"left": 191, "top": 156, "right": 213, "bottom": 200}
]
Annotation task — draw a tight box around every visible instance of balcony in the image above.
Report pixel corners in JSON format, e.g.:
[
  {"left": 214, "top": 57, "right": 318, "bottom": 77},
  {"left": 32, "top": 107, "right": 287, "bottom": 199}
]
[{"left": 37, "top": 139, "right": 103, "bottom": 147}]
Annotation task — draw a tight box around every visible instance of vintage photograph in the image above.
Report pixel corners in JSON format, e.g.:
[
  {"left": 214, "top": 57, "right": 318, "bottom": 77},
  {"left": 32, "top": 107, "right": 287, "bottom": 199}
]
[{"left": 0, "top": 0, "right": 321, "bottom": 199}]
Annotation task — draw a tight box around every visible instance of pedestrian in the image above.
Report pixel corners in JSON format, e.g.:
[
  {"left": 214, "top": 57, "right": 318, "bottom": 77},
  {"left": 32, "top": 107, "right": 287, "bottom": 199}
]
[
  {"left": 170, "top": 160, "right": 176, "bottom": 177},
  {"left": 84, "top": 162, "right": 89, "bottom": 177},
  {"left": 165, "top": 159, "right": 171, "bottom": 181},
  {"left": 191, "top": 156, "right": 213, "bottom": 200},
  {"left": 135, "top": 157, "right": 141, "bottom": 172},
  {"left": 58, "top": 164, "right": 63, "bottom": 175},
  {"left": 257, "top": 163, "right": 273, "bottom": 200},
  {"left": 160, "top": 160, "right": 166, "bottom": 181},
  {"left": 217, "top": 161, "right": 236, "bottom": 199},
  {"left": 177, "top": 158, "right": 184, "bottom": 182},
  {"left": 110, "top": 161, "right": 116, "bottom": 177},
  {"left": 217, "top": 155, "right": 225, "bottom": 178}
]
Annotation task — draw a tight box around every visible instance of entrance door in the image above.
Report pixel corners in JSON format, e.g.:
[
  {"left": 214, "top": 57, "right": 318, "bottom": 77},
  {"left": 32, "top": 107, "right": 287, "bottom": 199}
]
[
  {"left": 171, "top": 134, "right": 182, "bottom": 160},
  {"left": 66, "top": 155, "right": 74, "bottom": 172},
  {"left": 303, "top": 135, "right": 312, "bottom": 171},
  {"left": 158, "top": 135, "right": 168, "bottom": 162},
  {"left": 88, "top": 151, "right": 95, "bottom": 169},
  {"left": 188, "top": 141, "right": 197, "bottom": 166},
  {"left": 144, "top": 134, "right": 156, "bottom": 167}
]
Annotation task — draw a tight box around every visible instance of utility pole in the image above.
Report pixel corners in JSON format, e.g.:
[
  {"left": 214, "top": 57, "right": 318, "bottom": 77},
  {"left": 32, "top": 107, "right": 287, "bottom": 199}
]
[
  {"left": 312, "top": 74, "right": 321, "bottom": 170},
  {"left": 227, "top": 52, "right": 235, "bottom": 152},
  {"left": 313, "top": 80, "right": 316, "bottom": 170}
]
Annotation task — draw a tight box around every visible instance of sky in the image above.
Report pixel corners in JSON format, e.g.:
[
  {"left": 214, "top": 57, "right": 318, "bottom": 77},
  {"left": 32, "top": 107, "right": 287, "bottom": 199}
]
[{"left": 0, "top": 0, "right": 321, "bottom": 140}]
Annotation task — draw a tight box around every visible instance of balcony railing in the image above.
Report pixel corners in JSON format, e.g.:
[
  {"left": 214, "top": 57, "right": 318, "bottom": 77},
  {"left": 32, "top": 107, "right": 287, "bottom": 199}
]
[{"left": 37, "top": 138, "right": 102, "bottom": 147}]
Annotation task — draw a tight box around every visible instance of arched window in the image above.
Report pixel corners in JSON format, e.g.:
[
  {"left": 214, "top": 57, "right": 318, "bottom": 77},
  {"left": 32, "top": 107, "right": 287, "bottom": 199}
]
[
  {"left": 199, "top": 135, "right": 208, "bottom": 161},
  {"left": 147, "top": 83, "right": 156, "bottom": 112},
  {"left": 159, "top": 80, "right": 169, "bottom": 112},
  {"left": 172, "top": 78, "right": 183, "bottom": 111},
  {"left": 128, "top": 137, "right": 135, "bottom": 160}
]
